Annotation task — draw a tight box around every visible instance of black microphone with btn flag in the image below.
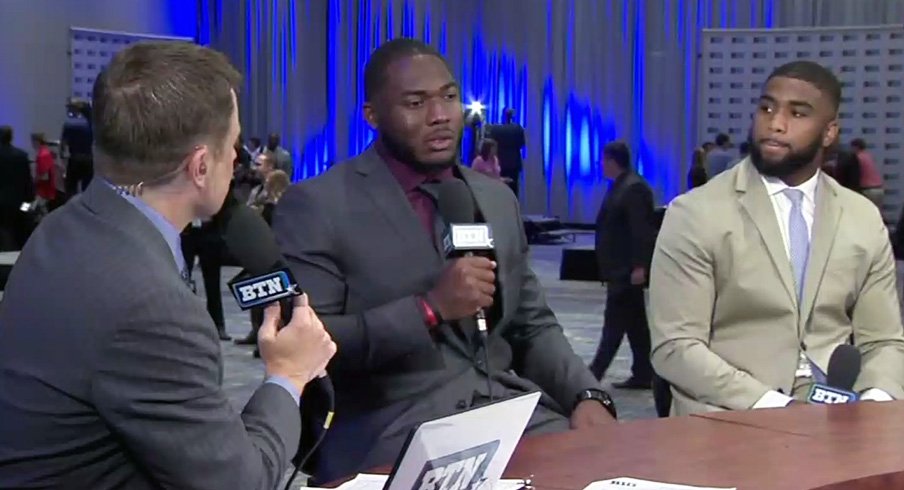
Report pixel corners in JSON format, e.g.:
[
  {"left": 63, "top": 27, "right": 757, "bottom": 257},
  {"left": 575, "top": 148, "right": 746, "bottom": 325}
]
[
  {"left": 220, "top": 204, "right": 335, "bottom": 490},
  {"left": 435, "top": 179, "right": 496, "bottom": 401},
  {"left": 806, "top": 344, "right": 862, "bottom": 405}
]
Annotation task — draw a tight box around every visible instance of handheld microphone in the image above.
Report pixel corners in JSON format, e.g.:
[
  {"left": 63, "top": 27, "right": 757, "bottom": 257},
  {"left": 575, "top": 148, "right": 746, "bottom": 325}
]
[
  {"left": 806, "top": 344, "right": 861, "bottom": 405},
  {"left": 436, "top": 180, "right": 495, "bottom": 336},
  {"left": 435, "top": 180, "right": 496, "bottom": 402},
  {"left": 220, "top": 204, "right": 334, "bottom": 490}
]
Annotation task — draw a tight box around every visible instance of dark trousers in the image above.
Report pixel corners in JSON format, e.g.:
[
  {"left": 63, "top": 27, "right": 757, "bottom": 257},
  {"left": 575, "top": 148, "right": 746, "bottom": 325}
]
[
  {"left": 65, "top": 156, "right": 93, "bottom": 195},
  {"left": 502, "top": 171, "right": 520, "bottom": 198},
  {"left": 183, "top": 237, "right": 225, "bottom": 331},
  {"left": 0, "top": 209, "right": 29, "bottom": 251},
  {"left": 589, "top": 285, "right": 653, "bottom": 382}
]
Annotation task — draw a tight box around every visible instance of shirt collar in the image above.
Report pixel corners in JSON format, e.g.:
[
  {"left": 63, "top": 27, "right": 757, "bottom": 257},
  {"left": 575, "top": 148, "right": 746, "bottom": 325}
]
[
  {"left": 104, "top": 180, "right": 186, "bottom": 271},
  {"left": 374, "top": 139, "right": 455, "bottom": 192},
  {"left": 760, "top": 169, "right": 820, "bottom": 203}
]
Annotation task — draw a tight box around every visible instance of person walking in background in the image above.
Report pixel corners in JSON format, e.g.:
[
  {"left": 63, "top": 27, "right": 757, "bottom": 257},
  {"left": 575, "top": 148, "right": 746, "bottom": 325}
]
[
  {"left": 705, "top": 133, "right": 734, "bottom": 178},
  {"left": 851, "top": 138, "right": 884, "bottom": 210},
  {"left": 470, "top": 138, "right": 502, "bottom": 179},
  {"left": 61, "top": 98, "right": 94, "bottom": 197},
  {"left": 686, "top": 146, "right": 708, "bottom": 190},
  {"left": 590, "top": 141, "right": 656, "bottom": 389},
  {"left": 262, "top": 133, "right": 293, "bottom": 181},
  {"left": 486, "top": 108, "right": 525, "bottom": 197},
  {"left": 727, "top": 140, "right": 751, "bottom": 171},
  {"left": 0, "top": 126, "right": 34, "bottom": 251},
  {"left": 30, "top": 133, "right": 57, "bottom": 218}
]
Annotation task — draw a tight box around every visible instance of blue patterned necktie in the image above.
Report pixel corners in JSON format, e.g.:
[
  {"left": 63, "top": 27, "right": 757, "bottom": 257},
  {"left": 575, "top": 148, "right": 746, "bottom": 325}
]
[{"left": 783, "top": 188, "right": 809, "bottom": 302}]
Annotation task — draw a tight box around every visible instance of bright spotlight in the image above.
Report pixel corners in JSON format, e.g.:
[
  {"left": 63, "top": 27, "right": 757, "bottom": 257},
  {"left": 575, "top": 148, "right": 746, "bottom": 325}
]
[{"left": 466, "top": 100, "right": 485, "bottom": 115}]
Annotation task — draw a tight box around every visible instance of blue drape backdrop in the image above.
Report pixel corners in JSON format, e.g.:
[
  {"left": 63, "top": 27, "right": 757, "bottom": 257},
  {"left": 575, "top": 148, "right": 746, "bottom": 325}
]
[{"left": 197, "top": 0, "right": 902, "bottom": 222}]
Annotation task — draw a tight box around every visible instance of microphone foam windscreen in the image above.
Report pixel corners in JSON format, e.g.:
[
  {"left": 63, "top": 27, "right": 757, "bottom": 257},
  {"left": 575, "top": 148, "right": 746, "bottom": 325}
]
[
  {"left": 436, "top": 179, "right": 476, "bottom": 224},
  {"left": 222, "top": 204, "right": 283, "bottom": 275},
  {"left": 826, "top": 344, "right": 862, "bottom": 391}
]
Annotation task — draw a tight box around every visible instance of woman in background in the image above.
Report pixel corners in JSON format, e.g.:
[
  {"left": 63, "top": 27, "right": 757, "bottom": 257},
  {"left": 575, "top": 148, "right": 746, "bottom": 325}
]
[
  {"left": 471, "top": 138, "right": 502, "bottom": 180},
  {"left": 30, "top": 133, "right": 56, "bottom": 213},
  {"left": 260, "top": 170, "right": 289, "bottom": 225}
]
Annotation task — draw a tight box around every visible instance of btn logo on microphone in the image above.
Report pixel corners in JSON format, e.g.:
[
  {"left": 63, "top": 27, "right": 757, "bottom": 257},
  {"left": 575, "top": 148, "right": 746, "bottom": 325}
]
[
  {"left": 443, "top": 224, "right": 494, "bottom": 256},
  {"left": 228, "top": 268, "right": 300, "bottom": 310},
  {"left": 807, "top": 384, "right": 859, "bottom": 404},
  {"left": 413, "top": 440, "right": 500, "bottom": 490}
]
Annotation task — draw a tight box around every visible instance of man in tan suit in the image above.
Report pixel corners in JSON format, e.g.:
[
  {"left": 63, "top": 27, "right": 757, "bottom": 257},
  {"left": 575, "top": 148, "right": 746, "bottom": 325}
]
[{"left": 650, "top": 60, "right": 904, "bottom": 415}]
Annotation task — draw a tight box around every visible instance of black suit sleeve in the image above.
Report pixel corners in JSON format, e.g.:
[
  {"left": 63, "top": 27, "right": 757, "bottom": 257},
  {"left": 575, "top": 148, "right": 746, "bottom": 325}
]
[
  {"left": 503, "top": 195, "right": 599, "bottom": 413},
  {"left": 91, "top": 293, "right": 300, "bottom": 490},
  {"left": 623, "top": 183, "right": 656, "bottom": 270},
  {"left": 273, "top": 185, "right": 437, "bottom": 375}
]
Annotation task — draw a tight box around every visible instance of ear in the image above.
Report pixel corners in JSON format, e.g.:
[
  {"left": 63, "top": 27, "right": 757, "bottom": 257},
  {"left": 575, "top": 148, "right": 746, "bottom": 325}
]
[
  {"left": 363, "top": 102, "right": 379, "bottom": 130},
  {"left": 822, "top": 118, "right": 839, "bottom": 148},
  {"left": 186, "top": 146, "right": 209, "bottom": 187}
]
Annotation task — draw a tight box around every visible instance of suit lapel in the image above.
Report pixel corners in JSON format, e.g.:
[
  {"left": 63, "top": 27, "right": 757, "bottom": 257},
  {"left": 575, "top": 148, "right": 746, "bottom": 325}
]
[
  {"left": 352, "top": 149, "right": 473, "bottom": 357},
  {"left": 736, "top": 160, "right": 798, "bottom": 308},
  {"left": 352, "top": 148, "right": 438, "bottom": 259},
  {"left": 799, "top": 176, "right": 842, "bottom": 333}
]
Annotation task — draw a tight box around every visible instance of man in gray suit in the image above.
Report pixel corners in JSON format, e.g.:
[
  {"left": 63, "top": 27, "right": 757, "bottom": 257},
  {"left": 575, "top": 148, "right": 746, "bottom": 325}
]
[
  {"left": 0, "top": 43, "right": 336, "bottom": 489},
  {"left": 273, "top": 38, "right": 615, "bottom": 484}
]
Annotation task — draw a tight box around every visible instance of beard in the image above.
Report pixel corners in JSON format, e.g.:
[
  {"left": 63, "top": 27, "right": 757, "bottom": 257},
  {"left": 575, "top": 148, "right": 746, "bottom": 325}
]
[
  {"left": 380, "top": 130, "right": 460, "bottom": 174},
  {"left": 750, "top": 136, "right": 824, "bottom": 178}
]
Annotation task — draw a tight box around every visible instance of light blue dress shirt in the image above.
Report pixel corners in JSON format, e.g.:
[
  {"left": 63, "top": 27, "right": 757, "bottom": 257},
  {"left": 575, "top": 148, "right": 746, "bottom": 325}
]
[{"left": 110, "top": 183, "right": 301, "bottom": 406}]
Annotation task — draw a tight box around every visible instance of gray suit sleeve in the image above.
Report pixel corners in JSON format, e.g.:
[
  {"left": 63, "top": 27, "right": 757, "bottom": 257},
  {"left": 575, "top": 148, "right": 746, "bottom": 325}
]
[
  {"left": 273, "top": 185, "right": 437, "bottom": 375},
  {"left": 91, "top": 299, "right": 300, "bottom": 490},
  {"left": 503, "top": 196, "right": 599, "bottom": 413}
]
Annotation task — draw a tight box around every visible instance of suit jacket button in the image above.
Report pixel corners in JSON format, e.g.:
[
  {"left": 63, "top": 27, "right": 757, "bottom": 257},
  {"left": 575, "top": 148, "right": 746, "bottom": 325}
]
[{"left": 456, "top": 400, "right": 468, "bottom": 409}]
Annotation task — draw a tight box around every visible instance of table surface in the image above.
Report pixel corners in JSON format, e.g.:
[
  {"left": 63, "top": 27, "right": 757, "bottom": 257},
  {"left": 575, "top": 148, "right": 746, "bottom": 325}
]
[{"left": 499, "top": 402, "right": 904, "bottom": 490}]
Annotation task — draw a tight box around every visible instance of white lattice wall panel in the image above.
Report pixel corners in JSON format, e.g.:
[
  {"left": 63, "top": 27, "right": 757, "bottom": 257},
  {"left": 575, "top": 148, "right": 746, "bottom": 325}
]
[
  {"left": 698, "top": 25, "right": 904, "bottom": 221},
  {"left": 69, "top": 27, "right": 193, "bottom": 102}
]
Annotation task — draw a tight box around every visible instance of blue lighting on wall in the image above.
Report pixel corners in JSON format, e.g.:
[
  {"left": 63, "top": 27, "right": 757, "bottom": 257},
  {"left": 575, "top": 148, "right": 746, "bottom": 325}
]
[{"left": 194, "top": 0, "right": 782, "bottom": 220}]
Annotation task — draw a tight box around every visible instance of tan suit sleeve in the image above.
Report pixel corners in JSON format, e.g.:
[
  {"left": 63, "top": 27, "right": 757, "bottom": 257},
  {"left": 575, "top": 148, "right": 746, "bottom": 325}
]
[
  {"left": 650, "top": 196, "right": 773, "bottom": 410},
  {"left": 852, "top": 207, "right": 904, "bottom": 398}
]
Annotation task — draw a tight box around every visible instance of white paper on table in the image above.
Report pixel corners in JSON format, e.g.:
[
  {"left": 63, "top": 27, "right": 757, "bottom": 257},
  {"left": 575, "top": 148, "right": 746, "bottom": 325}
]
[
  {"left": 299, "top": 473, "right": 527, "bottom": 490},
  {"left": 583, "top": 477, "right": 736, "bottom": 490}
]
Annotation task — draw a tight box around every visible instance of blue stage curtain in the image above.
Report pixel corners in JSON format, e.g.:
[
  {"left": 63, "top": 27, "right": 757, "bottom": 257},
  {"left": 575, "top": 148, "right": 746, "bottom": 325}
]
[{"left": 198, "top": 0, "right": 901, "bottom": 222}]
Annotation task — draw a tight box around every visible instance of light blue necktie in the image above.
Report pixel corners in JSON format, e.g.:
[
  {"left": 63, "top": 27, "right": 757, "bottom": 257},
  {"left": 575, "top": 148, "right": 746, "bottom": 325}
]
[{"left": 784, "top": 188, "right": 809, "bottom": 302}]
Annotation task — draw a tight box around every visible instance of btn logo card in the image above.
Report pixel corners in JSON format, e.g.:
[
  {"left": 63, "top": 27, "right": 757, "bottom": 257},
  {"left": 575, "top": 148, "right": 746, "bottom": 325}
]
[
  {"left": 413, "top": 440, "right": 500, "bottom": 490},
  {"left": 229, "top": 268, "right": 300, "bottom": 310}
]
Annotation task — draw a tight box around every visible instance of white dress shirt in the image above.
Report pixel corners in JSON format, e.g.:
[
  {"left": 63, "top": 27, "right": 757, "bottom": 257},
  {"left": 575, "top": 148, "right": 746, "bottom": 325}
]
[{"left": 751, "top": 170, "right": 892, "bottom": 408}]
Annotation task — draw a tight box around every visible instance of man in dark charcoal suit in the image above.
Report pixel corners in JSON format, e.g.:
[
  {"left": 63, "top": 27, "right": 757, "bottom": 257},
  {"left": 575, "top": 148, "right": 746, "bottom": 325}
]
[
  {"left": 486, "top": 107, "right": 525, "bottom": 197},
  {"left": 273, "top": 38, "right": 617, "bottom": 484},
  {"left": 0, "top": 42, "right": 335, "bottom": 489},
  {"left": 590, "top": 141, "right": 657, "bottom": 389},
  {"left": 0, "top": 125, "right": 34, "bottom": 250}
]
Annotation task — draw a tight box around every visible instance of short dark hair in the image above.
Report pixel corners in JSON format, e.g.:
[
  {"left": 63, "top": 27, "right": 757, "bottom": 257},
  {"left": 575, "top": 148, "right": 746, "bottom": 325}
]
[
  {"left": 0, "top": 126, "right": 11, "bottom": 145},
  {"left": 850, "top": 138, "right": 866, "bottom": 151},
  {"left": 364, "top": 38, "right": 450, "bottom": 102},
  {"left": 767, "top": 60, "right": 842, "bottom": 112},
  {"left": 92, "top": 42, "right": 241, "bottom": 184},
  {"left": 30, "top": 133, "right": 46, "bottom": 145},
  {"left": 715, "top": 133, "right": 730, "bottom": 146},
  {"left": 603, "top": 141, "right": 631, "bottom": 170}
]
